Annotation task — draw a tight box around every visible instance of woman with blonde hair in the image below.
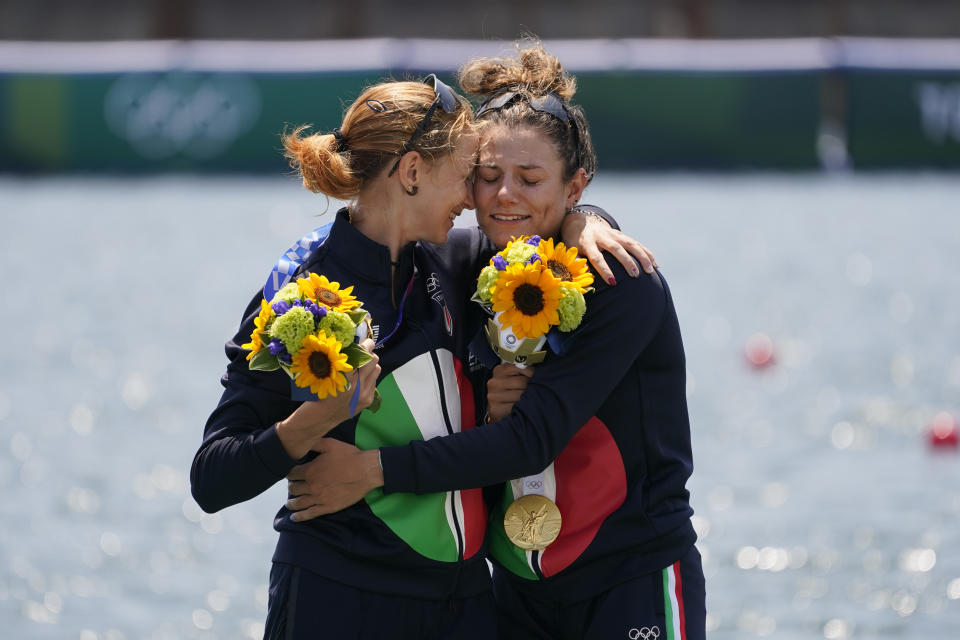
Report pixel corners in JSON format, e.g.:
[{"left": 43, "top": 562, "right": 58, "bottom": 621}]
[
  {"left": 285, "top": 44, "right": 706, "bottom": 640},
  {"left": 191, "top": 72, "right": 653, "bottom": 639}
]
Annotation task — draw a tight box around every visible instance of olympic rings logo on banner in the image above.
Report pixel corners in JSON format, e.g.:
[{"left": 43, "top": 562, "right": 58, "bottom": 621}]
[
  {"left": 525, "top": 480, "right": 544, "bottom": 490},
  {"left": 916, "top": 82, "right": 960, "bottom": 144},
  {"left": 104, "top": 72, "right": 261, "bottom": 161}
]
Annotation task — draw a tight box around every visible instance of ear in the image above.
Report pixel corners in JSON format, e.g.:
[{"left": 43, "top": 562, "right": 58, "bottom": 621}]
[
  {"left": 564, "top": 167, "right": 589, "bottom": 210},
  {"left": 396, "top": 150, "right": 423, "bottom": 191}
]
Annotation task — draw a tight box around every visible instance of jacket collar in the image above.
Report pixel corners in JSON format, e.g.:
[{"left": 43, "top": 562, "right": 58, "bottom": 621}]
[{"left": 325, "top": 208, "right": 416, "bottom": 285}]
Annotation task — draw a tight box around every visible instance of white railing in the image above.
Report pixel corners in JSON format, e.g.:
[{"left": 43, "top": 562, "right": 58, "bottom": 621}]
[{"left": 1, "top": 37, "right": 958, "bottom": 74}]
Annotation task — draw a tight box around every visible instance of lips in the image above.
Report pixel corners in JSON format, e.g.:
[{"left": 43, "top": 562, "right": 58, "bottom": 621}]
[{"left": 491, "top": 213, "right": 530, "bottom": 222}]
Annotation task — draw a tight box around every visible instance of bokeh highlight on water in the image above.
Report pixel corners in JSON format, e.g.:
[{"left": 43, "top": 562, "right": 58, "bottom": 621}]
[{"left": 1, "top": 173, "right": 958, "bottom": 639}]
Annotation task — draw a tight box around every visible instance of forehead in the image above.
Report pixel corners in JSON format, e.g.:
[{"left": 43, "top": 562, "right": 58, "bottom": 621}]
[
  {"left": 478, "top": 124, "right": 562, "bottom": 167},
  {"left": 451, "top": 131, "right": 480, "bottom": 165},
  {"left": 434, "top": 132, "right": 478, "bottom": 177}
]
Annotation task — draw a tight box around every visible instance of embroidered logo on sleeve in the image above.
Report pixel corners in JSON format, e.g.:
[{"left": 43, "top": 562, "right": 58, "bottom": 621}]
[{"left": 426, "top": 272, "right": 453, "bottom": 336}]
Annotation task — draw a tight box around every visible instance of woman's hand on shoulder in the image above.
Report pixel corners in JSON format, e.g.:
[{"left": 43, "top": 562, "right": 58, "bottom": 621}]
[{"left": 561, "top": 209, "right": 657, "bottom": 285}]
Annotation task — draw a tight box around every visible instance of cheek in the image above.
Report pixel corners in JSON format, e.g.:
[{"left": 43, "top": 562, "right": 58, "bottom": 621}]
[
  {"left": 529, "top": 193, "right": 568, "bottom": 235},
  {"left": 473, "top": 182, "right": 497, "bottom": 213},
  {"left": 474, "top": 207, "right": 492, "bottom": 228}
]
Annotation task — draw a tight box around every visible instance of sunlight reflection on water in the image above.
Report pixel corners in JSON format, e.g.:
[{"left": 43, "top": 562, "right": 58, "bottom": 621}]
[{"left": 1, "top": 172, "right": 959, "bottom": 639}]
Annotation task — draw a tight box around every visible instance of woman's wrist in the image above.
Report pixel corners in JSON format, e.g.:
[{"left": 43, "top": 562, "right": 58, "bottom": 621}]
[
  {"left": 365, "top": 449, "right": 385, "bottom": 489},
  {"left": 275, "top": 419, "right": 313, "bottom": 461},
  {"left": 569, "top": 206, "right": 607, "bottom": 223},
  {"left": 275, "top": 411, "right": 336, "bottom": 461}
]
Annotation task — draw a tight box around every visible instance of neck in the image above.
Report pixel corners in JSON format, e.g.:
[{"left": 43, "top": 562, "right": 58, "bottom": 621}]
[{"left": 349, "top": 185, "right": 413, "bottom": 263}]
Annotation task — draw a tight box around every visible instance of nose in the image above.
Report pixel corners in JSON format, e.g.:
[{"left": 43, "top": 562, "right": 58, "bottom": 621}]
[{"left": 497, "top": 181, "right": 518, "bottom": 205}]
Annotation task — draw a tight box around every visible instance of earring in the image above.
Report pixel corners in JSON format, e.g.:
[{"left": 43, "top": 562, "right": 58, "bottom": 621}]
[{"left": 405, "top": 185, "right": 418, "bottom": 196}]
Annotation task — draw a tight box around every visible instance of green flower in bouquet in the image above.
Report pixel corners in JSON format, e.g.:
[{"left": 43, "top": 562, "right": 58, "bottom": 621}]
[
  {"left": 502, "top": 240, "right": 538, "bottom": 265},
  {"left": 274, "top": 282, "right": 304, "bottom": 303},
  {"left": 557, "top": 287, "right": 587, "bottom": 332},
  {"left": 476, "top": 265, "right": 499, "bottom": 303},
  {"left": 269, "top": 306, "right": 316, "bottom": 355},
  {"left": 319, "top": 310, "right": 356, "bottom": 345}
]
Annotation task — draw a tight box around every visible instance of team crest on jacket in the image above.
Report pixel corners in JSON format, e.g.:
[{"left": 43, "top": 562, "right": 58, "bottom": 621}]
[{"left": 426, "top": 272, "right": 453, "bottom": 336}]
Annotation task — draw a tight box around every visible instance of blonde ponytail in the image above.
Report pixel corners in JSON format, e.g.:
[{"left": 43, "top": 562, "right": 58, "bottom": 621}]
[{"left": 282, "top": 125, "right": 362, "bottom": 199}]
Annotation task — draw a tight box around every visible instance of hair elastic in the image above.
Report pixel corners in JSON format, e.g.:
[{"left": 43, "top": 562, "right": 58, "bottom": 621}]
[{"left": 331, "top": 127, "right": 349, "bottom": 153}]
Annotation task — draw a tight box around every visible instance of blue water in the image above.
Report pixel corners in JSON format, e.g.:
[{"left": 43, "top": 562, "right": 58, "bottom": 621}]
[{"left": 1, "top": 173, "right": 959, "bottom": 639}]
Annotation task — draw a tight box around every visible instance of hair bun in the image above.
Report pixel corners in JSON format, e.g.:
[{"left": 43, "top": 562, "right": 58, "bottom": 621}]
[{"left": 459, "top": 41, "right": 576, "bottom": 101}]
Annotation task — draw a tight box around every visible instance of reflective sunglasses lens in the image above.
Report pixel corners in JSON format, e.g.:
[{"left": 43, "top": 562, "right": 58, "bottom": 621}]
[
  {"left": 426, "top": 74, "right": 458, "bottom": 113},
  {"left": 476, "top": 91, "right": 518, "bottom": 117},
  {"left": 530, "top": 94, "right": 570, "bottom": 124}
]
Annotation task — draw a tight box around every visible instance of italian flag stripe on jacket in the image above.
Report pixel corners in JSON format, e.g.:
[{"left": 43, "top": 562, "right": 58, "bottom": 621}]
[
  {"left": 489, "top": 416, "right": 627, "bottom": 578},
  {"left": 355, "top": 350, "right": 486, "bottom": 562}
]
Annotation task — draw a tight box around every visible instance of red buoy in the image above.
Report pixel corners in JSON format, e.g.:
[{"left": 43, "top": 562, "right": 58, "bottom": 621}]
[
  {"left": 928, "top": 411, "right": 959, "bottom": 448},
  {"left": 744, "top": 332, "right": 775, "bottom": 369}
]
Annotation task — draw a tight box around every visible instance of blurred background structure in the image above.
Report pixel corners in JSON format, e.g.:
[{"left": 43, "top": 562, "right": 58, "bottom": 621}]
[
  {"left": 4, "top": 0, "right": 960, "bottom": 40},
  {"left": 3, "top": 3, "right": 960, "bottom": 640},
  {"left": 1, "top": 0, "right": 960, "bottom": 172}
]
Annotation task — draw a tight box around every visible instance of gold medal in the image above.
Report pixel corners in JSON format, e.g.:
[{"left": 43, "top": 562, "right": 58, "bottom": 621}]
[{"left": 503, "top": 494, "right": 562, "bottom": 551}]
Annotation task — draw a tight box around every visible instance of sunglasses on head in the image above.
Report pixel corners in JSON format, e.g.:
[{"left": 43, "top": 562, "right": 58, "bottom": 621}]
[
  {"left": 475, "top": 90, "right": 570, "bottom": 122},
  {"left": 387, "top": 74, "right": 460, "bottom": 177},
  {"left": 475, "top": 90, "right": 581, "bottom": 166}
]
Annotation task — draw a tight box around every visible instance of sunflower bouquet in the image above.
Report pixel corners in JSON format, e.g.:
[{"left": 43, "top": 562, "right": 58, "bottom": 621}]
[
  {"left": 242, "top": 273, "right": 380, "bottom": 411},
  {"left": 473, "top": 235, "right": 593, "bottom": 367}
]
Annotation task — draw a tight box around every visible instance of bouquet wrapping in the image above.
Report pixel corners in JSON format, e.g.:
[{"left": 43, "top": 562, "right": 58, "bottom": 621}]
[{"left": 243, "top": 273, "right": 380, "bottom": 412}]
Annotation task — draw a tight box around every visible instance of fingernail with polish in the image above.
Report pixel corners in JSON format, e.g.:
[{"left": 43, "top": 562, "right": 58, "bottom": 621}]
[
  {"left": 289, "top": 513, "right": 297, "bottom": 522},
  {"left": 631, "top": 266, "right": 640, "bottom": 277},
  {"left": 608, "top": 276, "right": 617, "bottom": 285}
]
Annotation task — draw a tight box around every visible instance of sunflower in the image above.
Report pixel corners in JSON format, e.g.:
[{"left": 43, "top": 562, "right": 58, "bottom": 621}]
[
  {"left": 491, "top": 262, "right": 562, "bottom": 339},
  {"left": 297, "top": 273, "right": 360, "bottom": 312},
  {"left": 289, "top": 331, "right": 353, "bottom": 398},
  {"left": 242, "top": 299, "right": 275, "bottom": 360},
  {"left": 536, "top": 238, "right": 594, "bottom": 293}
]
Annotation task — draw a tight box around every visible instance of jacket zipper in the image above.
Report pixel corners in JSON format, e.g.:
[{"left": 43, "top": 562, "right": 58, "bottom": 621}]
[
  {"left": 392, "top": 259, "right": 466, "bottom": 566},
  {"left": 427, "top": 344, "right": 466, "bottom": 563}
]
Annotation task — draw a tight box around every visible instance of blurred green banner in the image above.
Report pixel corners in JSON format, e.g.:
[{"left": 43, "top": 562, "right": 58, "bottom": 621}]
[{"left": 1, "top": 38, "right": 958, "bottom": 171}]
